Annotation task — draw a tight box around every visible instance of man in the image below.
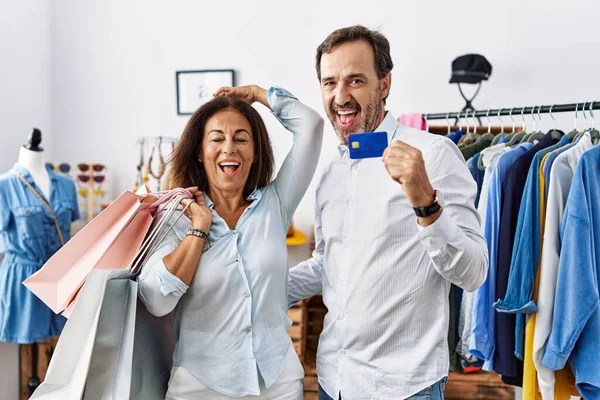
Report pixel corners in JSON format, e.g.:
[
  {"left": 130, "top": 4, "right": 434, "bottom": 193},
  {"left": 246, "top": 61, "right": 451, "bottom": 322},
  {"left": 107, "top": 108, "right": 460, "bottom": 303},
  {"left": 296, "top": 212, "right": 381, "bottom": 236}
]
[{"left": 288, "top": 26, "right": 488, "bottom": 400}]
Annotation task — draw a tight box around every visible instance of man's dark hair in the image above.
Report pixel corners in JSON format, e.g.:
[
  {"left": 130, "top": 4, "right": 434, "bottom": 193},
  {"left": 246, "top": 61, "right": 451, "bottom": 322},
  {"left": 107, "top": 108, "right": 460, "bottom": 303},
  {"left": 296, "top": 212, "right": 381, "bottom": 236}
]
[{"left": 315, "top": 25, "right": 394, "bottom": 83}]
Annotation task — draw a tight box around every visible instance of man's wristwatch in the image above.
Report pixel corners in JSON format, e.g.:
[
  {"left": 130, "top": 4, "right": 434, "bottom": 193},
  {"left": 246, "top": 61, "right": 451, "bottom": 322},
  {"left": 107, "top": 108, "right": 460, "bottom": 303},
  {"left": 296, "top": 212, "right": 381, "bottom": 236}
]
[{"left": 413, "top": 190, "right": 445, "bottom": 218}]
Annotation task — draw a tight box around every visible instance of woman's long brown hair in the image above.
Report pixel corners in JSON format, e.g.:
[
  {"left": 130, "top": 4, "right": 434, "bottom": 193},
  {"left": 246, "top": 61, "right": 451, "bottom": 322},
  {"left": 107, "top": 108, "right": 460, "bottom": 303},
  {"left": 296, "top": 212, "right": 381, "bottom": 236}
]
[{"left": 166, "top": 96, "right": 274, "bottom": 199}]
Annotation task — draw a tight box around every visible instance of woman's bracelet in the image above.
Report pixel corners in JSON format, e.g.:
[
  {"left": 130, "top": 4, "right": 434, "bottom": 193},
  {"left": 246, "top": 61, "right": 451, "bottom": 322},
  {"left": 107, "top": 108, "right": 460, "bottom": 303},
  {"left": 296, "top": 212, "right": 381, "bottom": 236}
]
[{"left": 186, "top": 228, "right": 210, "bottom": 247}]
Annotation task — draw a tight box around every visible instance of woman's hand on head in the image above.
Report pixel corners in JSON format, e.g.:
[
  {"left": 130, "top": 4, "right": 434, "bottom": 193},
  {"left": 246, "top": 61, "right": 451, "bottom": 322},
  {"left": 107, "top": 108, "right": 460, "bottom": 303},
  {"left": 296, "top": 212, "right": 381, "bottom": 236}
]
[
  {"left": 213, "top": 85, "right": 268, "bottom": 108},
  {"left": 181, "top": 187, "right": 212, "bottom": 232}
]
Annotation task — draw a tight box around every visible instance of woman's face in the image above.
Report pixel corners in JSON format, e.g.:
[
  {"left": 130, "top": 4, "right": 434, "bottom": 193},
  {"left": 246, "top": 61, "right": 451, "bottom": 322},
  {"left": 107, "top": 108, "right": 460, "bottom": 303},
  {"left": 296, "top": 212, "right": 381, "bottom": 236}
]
[{"left": 201, "top": 108, "right": 255, "bottom": 196}]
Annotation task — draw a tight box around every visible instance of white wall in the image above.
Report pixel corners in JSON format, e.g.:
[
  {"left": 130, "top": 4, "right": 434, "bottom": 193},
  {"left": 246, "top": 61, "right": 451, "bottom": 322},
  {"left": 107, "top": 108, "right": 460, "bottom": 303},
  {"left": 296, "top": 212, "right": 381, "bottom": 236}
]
[
  {"left": 0, "top": 0, "right": 53, "bottom": 172},
  {"left": 49, "top": 0, "right": 600, "bottom": 239},
  {"left": 0, "top": 1, "right": 51, "bottom": 396}
]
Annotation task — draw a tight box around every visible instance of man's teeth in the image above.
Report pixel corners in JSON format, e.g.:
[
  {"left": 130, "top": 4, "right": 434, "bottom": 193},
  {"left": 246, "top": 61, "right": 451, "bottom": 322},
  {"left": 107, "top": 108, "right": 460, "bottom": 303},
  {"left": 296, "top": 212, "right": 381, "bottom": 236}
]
[{"left": 337, "top": 111, "right": 357, "bottom": 115}]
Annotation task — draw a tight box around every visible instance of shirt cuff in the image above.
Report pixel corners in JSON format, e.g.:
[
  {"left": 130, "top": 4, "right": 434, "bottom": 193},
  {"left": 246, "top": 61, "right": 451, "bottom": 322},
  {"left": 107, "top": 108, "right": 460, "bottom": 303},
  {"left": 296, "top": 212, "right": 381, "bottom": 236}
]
[
  {"left": 416, "top": 210, "right": 461, "bottom": 250},
  {"left": 266, "top": 86, "right": 298, "bottom": 119},
  {"left": 493, "top": 298, "right": 538, "bottom": 314},
  {"left": 541, "top": 345, "right": 568, "bottom": 371},
  {"left": 154, "top": 261, "right": 189, "bottom": 297}
]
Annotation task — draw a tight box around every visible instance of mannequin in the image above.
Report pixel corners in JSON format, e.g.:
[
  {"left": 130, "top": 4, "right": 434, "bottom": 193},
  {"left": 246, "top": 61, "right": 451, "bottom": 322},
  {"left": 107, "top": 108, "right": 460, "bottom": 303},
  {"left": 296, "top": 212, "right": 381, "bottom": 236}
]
[
  {"left": 17, "top": 128, "right": 50, "bottom": 199},
  {"left": 0, "top": 128, "right": 80, "bottom": 395}
]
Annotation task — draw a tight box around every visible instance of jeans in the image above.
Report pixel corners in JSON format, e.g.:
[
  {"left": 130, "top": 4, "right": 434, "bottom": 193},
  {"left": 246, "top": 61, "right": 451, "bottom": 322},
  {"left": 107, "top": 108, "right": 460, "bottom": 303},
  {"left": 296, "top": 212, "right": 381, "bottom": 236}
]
[{"left": 318, "top": 377, "right": 448, "bottom": 400}]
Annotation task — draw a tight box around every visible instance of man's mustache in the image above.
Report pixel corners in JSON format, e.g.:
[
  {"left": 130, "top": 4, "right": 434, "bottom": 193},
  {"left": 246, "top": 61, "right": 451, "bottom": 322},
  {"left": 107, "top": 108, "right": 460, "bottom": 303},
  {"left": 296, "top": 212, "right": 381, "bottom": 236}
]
[{"left": 331, "top": 102, "right": 361, "bottom": 114}]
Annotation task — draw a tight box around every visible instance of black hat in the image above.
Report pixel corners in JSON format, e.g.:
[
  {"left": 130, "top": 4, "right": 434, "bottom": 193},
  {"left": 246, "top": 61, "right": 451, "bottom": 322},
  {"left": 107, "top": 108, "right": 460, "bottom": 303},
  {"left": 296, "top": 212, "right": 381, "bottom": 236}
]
[{"left": 449, "top": 54, "right": 492, "bottom": 84}]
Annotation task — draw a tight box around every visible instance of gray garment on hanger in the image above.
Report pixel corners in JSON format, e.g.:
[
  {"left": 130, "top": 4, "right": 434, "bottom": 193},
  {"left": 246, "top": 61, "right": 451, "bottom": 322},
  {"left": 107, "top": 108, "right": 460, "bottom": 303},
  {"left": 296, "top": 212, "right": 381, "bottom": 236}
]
[{"left": 460, "top": 133, "right": 494, "bottom": 160}]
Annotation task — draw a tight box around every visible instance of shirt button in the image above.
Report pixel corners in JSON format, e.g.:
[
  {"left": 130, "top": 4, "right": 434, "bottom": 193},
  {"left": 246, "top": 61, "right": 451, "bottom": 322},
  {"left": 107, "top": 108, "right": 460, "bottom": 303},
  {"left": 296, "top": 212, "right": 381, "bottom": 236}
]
[
  {"left": 245, "top": 293, "right": 251, "bottom": 298},
  {"left": 347, "top": 200, "right": 353, "bottom": 206},
  {"left": 245, "top": 328, "right": 252, "bottom": 334},
  {"left": 232, "top": 230, "right": 238, "bottom": 234},
  {"left": 26, "top": 209, "right": 31, "bottom": 215},
  {"left": 340, "top": 275, "right": 346, "bottom": 281},
  {"left": 343, "top": 236, "right": 350, "bottom": 243},
  {"left": 351, "top": 164, "right": 358, "bottom": 171},
  {"left": 339, "top": 349, "right": 346, "bottom": 355},
  {"left": 50, "top": 241, "right": 56, "bottom": 246},
  {"left": 236, "top": 258, "right": 240, "bottom": 263},
  {"left": 338, "top": 314, "right": 345, "bottom": 320}
]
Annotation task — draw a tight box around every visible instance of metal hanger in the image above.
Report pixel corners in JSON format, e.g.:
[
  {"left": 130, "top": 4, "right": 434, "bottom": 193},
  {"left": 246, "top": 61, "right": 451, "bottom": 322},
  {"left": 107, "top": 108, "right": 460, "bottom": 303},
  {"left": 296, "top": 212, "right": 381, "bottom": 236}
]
[
  {"left": 527, "top": 105, "right": 546, "bottom": 143},
  {"left": 490, "top": 108, "right": 507, "bottom": 146},
  {"left": 588, "top": 102, "right": 599, "bottom": 145},
  {"left": 573, "top": 102, "right": 590, "bottom": 141},
  {"left": 471, "top": 110, "right": 479, "bottom": 135},
  {"left": 506, "top": 108, "right": 527, "bottom": 146},
  {"left": 518, "top": 106, "right": 532, "bottom": 143},
  {"left": 566, "top": 103, "right": 580, "bottom": 140},
  {"left": 446, "top": 112, "right": 451, "bottom": 136},
  {"left": 547, "top": 104, "right": 563, "bottom": 140}
]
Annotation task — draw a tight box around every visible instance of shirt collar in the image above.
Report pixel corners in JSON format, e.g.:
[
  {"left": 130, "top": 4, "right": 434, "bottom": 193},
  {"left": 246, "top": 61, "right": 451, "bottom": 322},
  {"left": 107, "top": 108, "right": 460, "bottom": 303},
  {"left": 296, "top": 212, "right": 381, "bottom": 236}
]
[{"left": 336, "top": 111, "right": 398, "bottom": 157}]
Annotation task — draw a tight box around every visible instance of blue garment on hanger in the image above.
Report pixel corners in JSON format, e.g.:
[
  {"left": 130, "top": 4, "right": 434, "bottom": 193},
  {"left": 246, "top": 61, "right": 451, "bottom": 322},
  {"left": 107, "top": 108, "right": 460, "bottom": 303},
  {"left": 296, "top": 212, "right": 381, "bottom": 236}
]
[
  {"left": 449, "top": 129, "right": 465, "bottom": 144},
  {"left": 470, "top": 143, "right": 532, "bottom": 372},
  {"left": 494, "top": 133, "right": 560, "bottom": 382},
  {"left": 466, "top": 153, "right": 485, "bottom": 208},
  {"left": 543, "top": 145, "right": 600, "bottom": 399},
  {"left": 0, "top": 164, "right": 79, "bottom": 343},
  {"left": 494, "top": 135, "right": 569, "bottom": 360}
]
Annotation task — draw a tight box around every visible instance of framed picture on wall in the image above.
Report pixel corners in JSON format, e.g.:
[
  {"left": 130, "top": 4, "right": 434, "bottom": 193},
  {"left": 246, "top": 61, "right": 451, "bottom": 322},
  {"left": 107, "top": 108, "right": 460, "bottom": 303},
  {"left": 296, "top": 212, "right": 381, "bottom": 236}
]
[{"left": 176, "top": 69, "right": 236, "bottom": 115}]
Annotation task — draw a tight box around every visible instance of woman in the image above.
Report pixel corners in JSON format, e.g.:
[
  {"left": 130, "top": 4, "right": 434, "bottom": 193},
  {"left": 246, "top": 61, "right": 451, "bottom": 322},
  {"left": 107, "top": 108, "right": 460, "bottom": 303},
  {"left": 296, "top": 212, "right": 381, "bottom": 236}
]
[{"left": 139, "top": 85, "right": 323, "bottom": 399}]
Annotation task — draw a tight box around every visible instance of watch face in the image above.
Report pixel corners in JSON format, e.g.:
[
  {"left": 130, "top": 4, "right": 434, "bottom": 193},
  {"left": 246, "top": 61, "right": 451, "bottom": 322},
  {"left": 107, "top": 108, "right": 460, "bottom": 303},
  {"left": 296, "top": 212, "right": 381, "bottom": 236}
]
[{"left": 435, "top": 190, "right": 446, "bottom": 208}]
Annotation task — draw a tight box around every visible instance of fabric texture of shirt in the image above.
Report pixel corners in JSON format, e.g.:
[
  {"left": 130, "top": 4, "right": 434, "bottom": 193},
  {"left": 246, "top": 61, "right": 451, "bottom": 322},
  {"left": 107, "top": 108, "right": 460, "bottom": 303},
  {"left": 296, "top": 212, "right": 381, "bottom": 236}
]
[
  {"left": 138, "top": 87, "right": 324, "bottom": 397},
  {"left": 533, "top": 134, "right": 592, "bottom": 399},
  {"left": 542, "top": 144, "right": 600, "bottom": 400},
  {"left": 494, "top": 135, "right": 569, "bottom": 360},
  {"left": 470, "top": 144, "right": 532, "bottom": 372},
  {"left": 494, "top": 133, "right": 559, "bottom": 382},
  {"left": 288, "top": 112, "right": 488, "bottom": 400},
  {"left": 0, "top": 163, "right": 79, "bottom": 343}
]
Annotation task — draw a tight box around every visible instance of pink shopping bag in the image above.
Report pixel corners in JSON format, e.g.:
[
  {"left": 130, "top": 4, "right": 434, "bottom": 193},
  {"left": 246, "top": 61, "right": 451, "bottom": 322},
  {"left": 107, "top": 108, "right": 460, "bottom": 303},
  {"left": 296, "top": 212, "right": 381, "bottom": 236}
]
[{"left": 23, "top": 191, "right": 154, "bottom": 314}]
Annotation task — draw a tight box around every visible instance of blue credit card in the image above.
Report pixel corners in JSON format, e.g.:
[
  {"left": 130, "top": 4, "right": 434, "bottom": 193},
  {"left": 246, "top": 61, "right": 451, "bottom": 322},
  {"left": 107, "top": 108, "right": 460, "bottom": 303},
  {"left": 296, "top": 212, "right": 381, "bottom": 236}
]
[{"left": 348, "top": 131, "right": 388, "bottom": 159}]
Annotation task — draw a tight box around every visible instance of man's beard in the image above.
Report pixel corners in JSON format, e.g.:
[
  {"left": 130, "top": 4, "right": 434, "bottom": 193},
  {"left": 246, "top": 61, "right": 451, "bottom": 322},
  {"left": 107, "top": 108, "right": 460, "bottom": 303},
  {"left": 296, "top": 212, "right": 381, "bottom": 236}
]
[{"left": 328, "top": 88, "right": 384, "bottom": 144}]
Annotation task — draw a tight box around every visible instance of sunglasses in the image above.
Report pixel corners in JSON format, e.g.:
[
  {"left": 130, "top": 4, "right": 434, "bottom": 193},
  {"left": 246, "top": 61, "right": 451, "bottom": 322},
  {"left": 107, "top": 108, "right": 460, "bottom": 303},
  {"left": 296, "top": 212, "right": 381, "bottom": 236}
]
[
  {"left": 77, "top": 163, "right": 105, "bottom": 172},
  {"left": 45, "top": 162, "right": 71, "bottom": 174},
  {"left": 77, "top": 174, "right": 106, "bottom": 183}
]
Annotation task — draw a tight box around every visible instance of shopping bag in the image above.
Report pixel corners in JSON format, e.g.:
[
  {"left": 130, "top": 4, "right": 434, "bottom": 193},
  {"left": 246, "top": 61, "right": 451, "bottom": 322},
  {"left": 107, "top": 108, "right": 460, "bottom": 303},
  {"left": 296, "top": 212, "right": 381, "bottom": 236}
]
[
  {"left": 23, "top": 190, "right": 153, "bottom": 313},
  {"left": 30, "top": 192, "right": 189, "bottom": 399},
  {"left": 31, "top": 269, "right": 175, "bottom": 400}
]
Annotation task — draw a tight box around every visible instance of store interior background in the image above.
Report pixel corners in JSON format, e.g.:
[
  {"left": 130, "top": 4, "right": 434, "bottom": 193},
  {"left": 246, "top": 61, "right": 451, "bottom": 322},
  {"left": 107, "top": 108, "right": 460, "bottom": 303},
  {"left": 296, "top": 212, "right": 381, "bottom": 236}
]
[{"left": 2, "top": 0, "right": 599, "bottom": 398}]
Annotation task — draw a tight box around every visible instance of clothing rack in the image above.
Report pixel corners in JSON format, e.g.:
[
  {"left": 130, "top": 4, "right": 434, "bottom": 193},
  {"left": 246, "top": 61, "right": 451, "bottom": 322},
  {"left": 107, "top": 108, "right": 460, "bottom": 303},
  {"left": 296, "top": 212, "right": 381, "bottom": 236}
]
[{"left": 424, "top": 101, "right": 600, "bottom": 120}]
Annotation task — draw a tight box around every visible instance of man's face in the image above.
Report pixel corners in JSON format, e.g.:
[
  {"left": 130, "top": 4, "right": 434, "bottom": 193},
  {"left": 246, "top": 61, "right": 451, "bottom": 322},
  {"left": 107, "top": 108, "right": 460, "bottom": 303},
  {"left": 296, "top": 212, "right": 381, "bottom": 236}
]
[{"left": 319, "top": 40, "right": 391, "bottom": 144}]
